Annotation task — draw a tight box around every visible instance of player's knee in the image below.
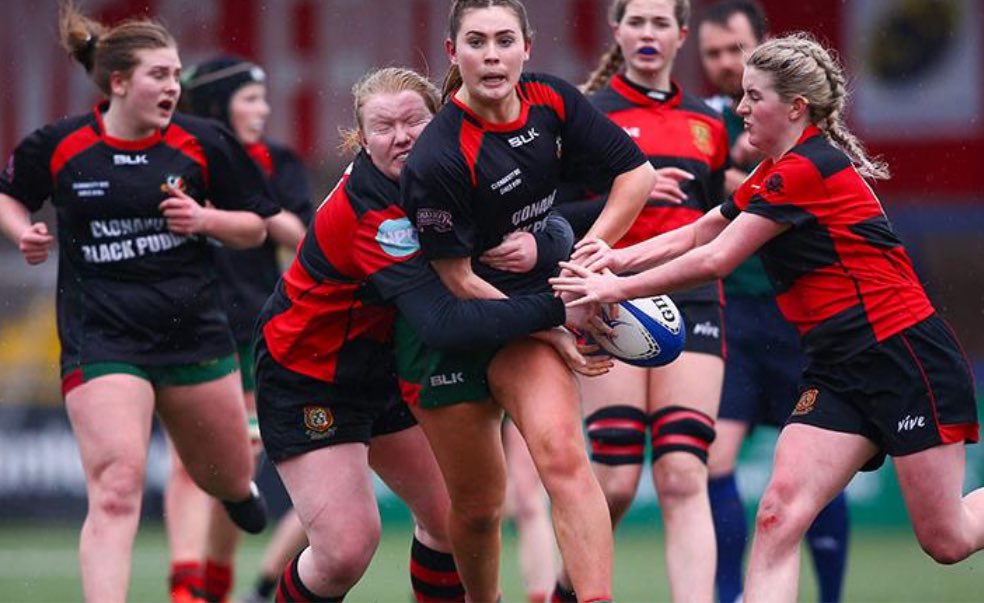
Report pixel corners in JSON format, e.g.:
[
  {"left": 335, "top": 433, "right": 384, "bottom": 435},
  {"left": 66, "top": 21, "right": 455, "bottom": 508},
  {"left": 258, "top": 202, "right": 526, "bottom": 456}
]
[
  {"left": 649, "top": 406, "right": 716, "bottom": 465},
  {"left": 914, "top": 524, "right": 972, "bottom": 564},
  {"left": 451, "top": 497, "right": 504, "bottom": 535},
  {"left": 90, "top": 460, "right": 145, "bottom": 518},
  {"left": 586, "top": 406, "right": 647, "bottom": 467},
  {"left": 754, "top": 480, "right": 811, "bottom": 543},
  {"left": 651, "top": 453, "right": 706, "bottom": 504},
  {"left": 309, "top": 521, "right": 380, "bottom": 585}
]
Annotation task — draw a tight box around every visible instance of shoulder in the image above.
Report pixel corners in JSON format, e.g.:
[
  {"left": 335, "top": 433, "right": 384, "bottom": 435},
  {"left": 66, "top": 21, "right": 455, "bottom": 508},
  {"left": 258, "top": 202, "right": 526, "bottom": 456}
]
[
  {"left": 789, "top": 134, "right": 853, "bottom": 180},
  {"left": 405, "top": 109, "right": 468, "bottom": 175},
  {"left": 678, "top": 90, "right": 726, "bottom": 123},
  {"left": 587, "top": 85, "right": 627, "bottom": 115},
  {"left": 167, "top": 113, "right": 237, "bottom": 149}
]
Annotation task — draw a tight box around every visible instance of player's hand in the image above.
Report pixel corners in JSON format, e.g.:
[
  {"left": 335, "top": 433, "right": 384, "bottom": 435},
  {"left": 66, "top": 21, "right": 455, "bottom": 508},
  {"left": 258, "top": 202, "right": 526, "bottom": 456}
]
[
  {"left": 479, "top": 231, "right": 537, "bottom": 273},
  {"left": 533, "top": 327, "right": 612, "bottom": 377},
  {"left": 562, "top": 293, "right": 599, "bottom": 332},
  {"left": 649, "top": 167, "right": 693, "bottom": 204},
  {"left": 551, "top": 261, "right": 625, "bottom": 307},
  {"left": 18, "top": 222, "right": 54, "bottom": 265},
  {"left": 569, "top": 238, "right": 625, "bottom": 273},
  {"left": 160, "top": 185, "right": 209, "bottom": 236}
]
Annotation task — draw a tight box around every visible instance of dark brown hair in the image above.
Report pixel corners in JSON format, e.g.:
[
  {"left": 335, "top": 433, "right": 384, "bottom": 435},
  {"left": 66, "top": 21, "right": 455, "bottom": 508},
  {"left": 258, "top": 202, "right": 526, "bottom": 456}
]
[
  {"left": 440, "top": 0, "right": 533, "bottom": 103},
  {"left": 59, "top": 0, "right": 176, "bottom": 95}
]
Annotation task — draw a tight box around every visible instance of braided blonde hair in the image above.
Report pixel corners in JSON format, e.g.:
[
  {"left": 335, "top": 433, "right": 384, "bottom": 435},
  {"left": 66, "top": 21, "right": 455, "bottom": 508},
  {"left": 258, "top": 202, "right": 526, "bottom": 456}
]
[
  {"left": 747, "top": 33, "right": 889, "bottom": 180},
  {"left": 582, "top": 0, "right": 690, "bottom": 94}
]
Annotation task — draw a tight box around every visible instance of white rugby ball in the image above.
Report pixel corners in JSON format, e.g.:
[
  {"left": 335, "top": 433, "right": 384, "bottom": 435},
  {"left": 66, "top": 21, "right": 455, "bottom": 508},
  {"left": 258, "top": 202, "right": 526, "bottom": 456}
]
[{"left": 595, "top": 295, "right": 686, "bottom": 367}]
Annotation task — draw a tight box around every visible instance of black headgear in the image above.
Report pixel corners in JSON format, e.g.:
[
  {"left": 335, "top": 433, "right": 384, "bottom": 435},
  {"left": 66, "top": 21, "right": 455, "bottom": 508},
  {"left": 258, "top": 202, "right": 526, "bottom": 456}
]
[{"left": 181, "top": 56, "right": 266, "bottom": 128}]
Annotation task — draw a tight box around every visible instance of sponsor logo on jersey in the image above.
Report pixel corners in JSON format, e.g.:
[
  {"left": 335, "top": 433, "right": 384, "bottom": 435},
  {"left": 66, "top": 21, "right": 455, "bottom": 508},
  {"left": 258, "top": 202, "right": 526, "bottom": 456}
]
[
  {"left": 159, "top": 174, "right": 187, "bottom": 193},
  {"left": 376, "top": 217, "right": 420, "bottom": 258},
  {"left": 792, "top": 388, "right": 818, "bottom": 416},
  {"left": 303, "top": 405, "right": 336, "bottom": 440},
  {"left": 416, "top": 208, "right": 453, "bottom": 233},
  {"left": 897, "top": 414, "right": 926, "bottom": 433},
  {"left": 692, "top": 321, "right": 720, "bottom": 339},
  {"left": 430, "top": 372, "right": 465, "bottom": 387},
  {"left": 622, "top": 126, "right": 641, "bottom": 139},
  {"left": 765, "top": 173, "right": 784, "bottom": 194},
  {"left": 490, "top": 168, "right": 522, "bottom": 195},
  {"left": 511, "top": 190, "right": 555, "bottom": 227},
  {"left": 507, "top": 127, "right": 540, "bottom": 148},
  {"left": 113, "top": 154, "right": 149, "bottom": 166},
  {"left": 72, "top": 181, "right": 110, "bottom": 198},
  {"left": 689, "top": 120, "right": 713, "bottom": 156}
]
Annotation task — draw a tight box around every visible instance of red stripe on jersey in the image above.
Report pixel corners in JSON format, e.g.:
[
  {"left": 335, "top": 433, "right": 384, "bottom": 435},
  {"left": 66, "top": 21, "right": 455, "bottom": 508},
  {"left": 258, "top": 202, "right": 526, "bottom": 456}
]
[
  {"left": 459, "top": 119, "right": 484, "bottom": 187},
  {"left": 50, "top": 125, "right": 100, "bottom": 179},
  {"left": 163, "top": 124, "right": 210, "bottom": 187},
  {"left": 606, "top": 105, "right": 727, "bottom": 168},
  {"left": 522, "top": 81, "right": 566, "bottom": 122},
  {"left": 939, "top": 423, "right": 980, "bottom": 445},
  {"left": 92, "top": 103, "right": 164, "bottom": 151},
  {"left": 586, "top": 417, "right": 646, "bottom": 432},
  {"left": 409, "top": 558, "right": 461, "bottom": 585},
  {"left": 245, "top": 142, "right": 274, "bottom": 177}
]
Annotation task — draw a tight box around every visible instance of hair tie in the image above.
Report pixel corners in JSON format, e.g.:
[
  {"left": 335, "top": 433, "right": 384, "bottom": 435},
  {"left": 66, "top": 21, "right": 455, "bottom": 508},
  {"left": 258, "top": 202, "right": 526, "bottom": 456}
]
[{"left": 79, "top": 34, "right": 98, "bottom": 72}]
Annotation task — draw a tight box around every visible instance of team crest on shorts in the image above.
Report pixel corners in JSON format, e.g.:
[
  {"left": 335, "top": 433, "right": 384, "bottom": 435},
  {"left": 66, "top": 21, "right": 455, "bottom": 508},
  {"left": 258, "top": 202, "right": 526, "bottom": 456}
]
[
  {"left": 793, "top": 388, "right": 819, "bottom": 416},
  {"left": 689, "top": 120, "right": 713, "bottom": 156},
  {"left": 303, "top": 405, "right": 336, "bottom": 440}
]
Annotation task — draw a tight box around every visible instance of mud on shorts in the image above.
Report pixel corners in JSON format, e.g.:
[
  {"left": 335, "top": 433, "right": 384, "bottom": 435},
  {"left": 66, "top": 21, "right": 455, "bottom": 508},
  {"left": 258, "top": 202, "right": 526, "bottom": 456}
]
[
  {"left": 254, "top": 339, "right": 417, "bottom": 463},
  {"left": 394, "top": 315, "right": 498, "bottom": 409},
  {"left": 787, "top": 314, "right": 979, "bottom": 471}
]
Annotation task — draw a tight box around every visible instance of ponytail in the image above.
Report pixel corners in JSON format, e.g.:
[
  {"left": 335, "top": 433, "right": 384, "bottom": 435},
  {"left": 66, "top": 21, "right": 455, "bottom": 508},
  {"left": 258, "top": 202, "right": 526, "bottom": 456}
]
[{"left": 581, "top": 43, "right": 624, "bottom": 94}]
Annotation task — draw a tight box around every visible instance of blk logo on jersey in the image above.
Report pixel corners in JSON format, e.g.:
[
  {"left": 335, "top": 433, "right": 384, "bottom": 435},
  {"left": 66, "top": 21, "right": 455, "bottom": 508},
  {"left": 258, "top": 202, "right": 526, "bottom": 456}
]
[
  {"left": 508, "top": 127, "right": 540, "bottom": 148},
  {"left": 430, "top": 372, "right": 465, "bottom": 387},
  {"left": 113, "top": 154, "right": 149, "bottom": 166}
]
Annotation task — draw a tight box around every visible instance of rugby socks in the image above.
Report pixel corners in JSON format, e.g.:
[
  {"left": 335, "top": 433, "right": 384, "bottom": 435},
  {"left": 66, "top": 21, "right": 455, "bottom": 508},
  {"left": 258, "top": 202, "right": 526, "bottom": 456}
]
[
  {"left": 250, "top": 574, "right": 279, "bottom": 601},
  {"left": 410, "top": 537, "right": 466, "bottom": 602},
  {"left": 550, "top": 581, "right": 577, "bottom": 603},
  {"left": 806, "top": 492, "right": 849, "bottom": 603},
  {"left": 275, "top": 552, "right": 346, "bottom": 602},
  {"left": 709, "top": 473, "right": 746, "bottom": 603},
  {"left": 203, "top": 559, "right": 233, "bottom": 602},
  {"left": 170, "top": 560, "right": 205, "bottom": 603}
]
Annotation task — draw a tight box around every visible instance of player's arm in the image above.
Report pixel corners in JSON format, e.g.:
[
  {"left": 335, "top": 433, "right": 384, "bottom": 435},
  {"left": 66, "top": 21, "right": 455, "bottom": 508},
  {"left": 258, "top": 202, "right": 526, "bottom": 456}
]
[
  {"left": 582, "top": 161, "right": 657, "bottom": 244},
  {"left": 265, "top": 210, "right": 307, "bottom": 249},
  {"left": 159, "top": 186, "right": 267, "bottom": 249},
  {"left": 0, "top": 193, "right": 53, "bottom": 265}
]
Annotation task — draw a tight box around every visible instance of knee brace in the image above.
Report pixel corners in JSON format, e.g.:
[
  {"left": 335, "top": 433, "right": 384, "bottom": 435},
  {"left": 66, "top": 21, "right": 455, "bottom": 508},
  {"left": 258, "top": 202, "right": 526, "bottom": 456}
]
[
  {"left": 649, "top": 406, "right": 716, "bottom": 464},
  {"left": 585, "top": 406, "right": 647, "bottom": 466}
]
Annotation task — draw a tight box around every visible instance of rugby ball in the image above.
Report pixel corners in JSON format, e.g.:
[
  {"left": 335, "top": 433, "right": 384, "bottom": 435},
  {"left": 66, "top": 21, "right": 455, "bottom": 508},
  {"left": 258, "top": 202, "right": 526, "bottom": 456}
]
[{"left": 594, "top": 295, "right": 685, "bottom": 367}]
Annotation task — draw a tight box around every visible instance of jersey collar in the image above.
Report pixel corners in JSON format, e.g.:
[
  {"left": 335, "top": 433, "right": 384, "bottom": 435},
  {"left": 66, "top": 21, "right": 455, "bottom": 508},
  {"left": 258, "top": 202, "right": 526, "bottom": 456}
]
[
  {"left": 92, "top": 101, "right": 164, "bottom": 150},
  {"left": 796, "top": 124, "right": 823, "bottom": 145},
  {"left": 450, "top": 86, "right": 531, "bottom": 133},
  {"left": 611, "top": 74, "right": 682, "bottom": 109}
]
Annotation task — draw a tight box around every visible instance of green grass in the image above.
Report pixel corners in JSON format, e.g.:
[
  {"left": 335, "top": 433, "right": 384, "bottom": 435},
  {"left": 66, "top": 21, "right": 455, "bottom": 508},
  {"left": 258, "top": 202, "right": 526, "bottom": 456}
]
[{"left": 1, "top": 521, "right": 983, "bottom": 602}]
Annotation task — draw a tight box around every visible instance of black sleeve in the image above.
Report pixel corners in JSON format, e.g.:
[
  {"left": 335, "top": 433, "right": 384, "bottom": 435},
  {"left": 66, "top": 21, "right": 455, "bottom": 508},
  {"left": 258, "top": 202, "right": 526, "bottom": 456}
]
[
  {"left": 549, "top": 75, "right": 647, "bottom": 180},
  {"left": 194, "top": 119, "right": 279, "bottom": 217},
  {"left": 269, "top": 143, "right": 314, "bottom": 225},
  {"left": 0, "top": 124, "right": 57, "bottom": 212},
  {"left": 532, "top": 212, "right": 573, "bottom": 271},
  {"left": 393, "top": 276, "right": 566, "bottom": 351},
  {"left": 554, "top": 197, "right": 606, "bottom": 240},
  {"left": 719, "top": 196, "right": 740, "bottom": 221}
]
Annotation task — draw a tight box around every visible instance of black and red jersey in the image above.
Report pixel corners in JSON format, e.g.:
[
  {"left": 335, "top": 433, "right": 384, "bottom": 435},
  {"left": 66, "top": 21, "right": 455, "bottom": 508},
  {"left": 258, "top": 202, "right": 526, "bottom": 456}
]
[
  {"left": 0, "top": 103, "right": 278, "bottom": 371},
  {"left": 401, "top": 72, "right": 646, "bottom": 295},
  {"left": 596, "top": 76, "right": 729, "bottom": 304},
  {"left": 721, "top": 126, "right": 934, "bottom": 361},
  {"left": 259, "top": 150, "right": 566, "bottom": 386},
  {"left": 213, "top": 139, "right": 313, "bottom": 345}
]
